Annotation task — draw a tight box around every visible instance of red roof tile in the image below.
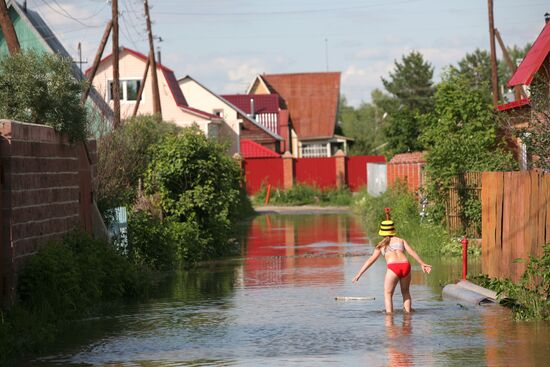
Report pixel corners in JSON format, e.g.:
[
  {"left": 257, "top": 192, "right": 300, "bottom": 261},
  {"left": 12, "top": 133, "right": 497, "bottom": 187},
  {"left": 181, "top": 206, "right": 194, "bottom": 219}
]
[
  {"left": 240, "top": 139, "right": 280, "bottom": 158},
  {"left": 389, "top": 152, "right": 426, "bottom": 164},
  {"left": 221, "top": 94, "right": 280, "bottom": 114},
  {"left": 508, "top": 21, "right": 550, "bottom": 87},
  {"left": 261, "top": 72, "right": 341, "bottom": 140},
  {"left": 496, "top": 98, "right": 531, "bottom": 111}
]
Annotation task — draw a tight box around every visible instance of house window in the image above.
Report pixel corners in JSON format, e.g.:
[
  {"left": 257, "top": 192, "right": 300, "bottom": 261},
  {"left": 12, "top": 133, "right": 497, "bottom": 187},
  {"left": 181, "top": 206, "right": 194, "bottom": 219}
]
[
  {"left": 301, "top": 143, "right": 328, "bottom": 157},
  {"left": 108, "top": 79, "right": 141, "bottom": 102},
  {"left": 213, "top": 109, "right": 224, "bottom": 118}
]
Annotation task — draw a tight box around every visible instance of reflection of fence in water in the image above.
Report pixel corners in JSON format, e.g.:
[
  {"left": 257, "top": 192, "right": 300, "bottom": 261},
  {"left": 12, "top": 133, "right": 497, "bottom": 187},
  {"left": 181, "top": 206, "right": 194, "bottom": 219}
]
[{"left": 243, "top": 215, "right": 367, "bottom": 287}]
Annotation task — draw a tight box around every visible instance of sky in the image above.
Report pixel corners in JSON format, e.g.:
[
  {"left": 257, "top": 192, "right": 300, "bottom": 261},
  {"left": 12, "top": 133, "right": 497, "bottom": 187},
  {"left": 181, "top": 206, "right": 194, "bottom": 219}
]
[{"left": 23, "top": 0, "right": 550, "bottom": 106}]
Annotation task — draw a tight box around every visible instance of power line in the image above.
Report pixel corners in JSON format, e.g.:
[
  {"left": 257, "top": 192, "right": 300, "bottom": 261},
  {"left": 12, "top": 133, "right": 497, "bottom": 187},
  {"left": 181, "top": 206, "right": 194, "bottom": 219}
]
[
  {"left": 37, "top": 0, "right": 104, "bottom": 27},
  {"left": 124, "top": 0, "right": 427, "bottom": 17}
]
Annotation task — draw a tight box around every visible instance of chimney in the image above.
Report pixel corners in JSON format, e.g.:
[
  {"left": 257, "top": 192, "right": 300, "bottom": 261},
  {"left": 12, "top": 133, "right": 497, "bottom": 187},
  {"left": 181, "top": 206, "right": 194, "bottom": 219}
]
[
  {"left": 546, "top": 12, "right": 550, "bottom": 24},
  {"left": 24, "top": 1, "right": 27, "bottom": 12},
  {"left": 250, "top": 98, "right": 255, "bottom": 119}
]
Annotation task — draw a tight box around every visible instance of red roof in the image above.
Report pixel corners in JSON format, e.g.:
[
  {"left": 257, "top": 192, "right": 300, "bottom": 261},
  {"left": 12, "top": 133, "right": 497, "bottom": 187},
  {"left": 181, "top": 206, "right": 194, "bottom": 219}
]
[
  {"left": 85, "top": 47, "right": 217, "bottom": 120},
  {"left": 496, "top": 98, "right": 531, "bottom": 111},
  {"left": 221, "top": 94, "right": 280, "bottom": 114},
  {"left": 240, "top": 139, "right": 280, "bottom": 158},
  {"left": 389, "top": 152, "right": 426, "bottom": 164},
  {"left": 260, "top": 72, "right": 341, "bottom": 140},
  {"left": 508, "top": 21, "right": 550, "bottom": 87}
]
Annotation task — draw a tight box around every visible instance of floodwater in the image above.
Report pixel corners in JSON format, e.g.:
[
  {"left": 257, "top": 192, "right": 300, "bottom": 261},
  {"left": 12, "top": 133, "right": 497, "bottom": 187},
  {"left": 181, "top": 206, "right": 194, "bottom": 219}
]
[{"left": 22, "top": 214, "right": 550, "bottom": 366}]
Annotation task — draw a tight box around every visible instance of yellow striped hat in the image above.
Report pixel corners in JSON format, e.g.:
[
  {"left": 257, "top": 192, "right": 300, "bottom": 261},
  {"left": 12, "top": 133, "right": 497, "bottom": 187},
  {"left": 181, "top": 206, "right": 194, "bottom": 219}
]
[{"left": 378, "top": 220, "right": 396, "bottom": 236}]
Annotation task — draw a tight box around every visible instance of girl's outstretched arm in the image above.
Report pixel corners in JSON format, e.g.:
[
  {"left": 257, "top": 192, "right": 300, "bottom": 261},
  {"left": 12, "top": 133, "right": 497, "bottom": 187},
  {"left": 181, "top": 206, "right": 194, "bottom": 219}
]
[
  {"left": 403, "top": 240, "right": 432, "bottom": 273},
  {"left": 352, "top": 248, "right": 382, "bottom": 283}
]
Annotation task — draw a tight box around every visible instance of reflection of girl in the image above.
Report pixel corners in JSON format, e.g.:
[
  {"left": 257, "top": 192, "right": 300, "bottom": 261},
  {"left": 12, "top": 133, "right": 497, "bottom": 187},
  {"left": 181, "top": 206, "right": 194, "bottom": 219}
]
[{"left": 352, "top": 214, "right": 431, "bottom": 313}]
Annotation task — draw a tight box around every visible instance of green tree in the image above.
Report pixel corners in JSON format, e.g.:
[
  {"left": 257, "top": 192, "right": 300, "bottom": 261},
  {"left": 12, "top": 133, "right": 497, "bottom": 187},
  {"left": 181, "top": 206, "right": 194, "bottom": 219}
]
[
  {"left": 0, "top": 51, "right": 87, "bottom": 141},
  {"left": 450, "top": 45, "right": 531, "bottom": 102},
  {"left": 512, "top": 76, "right": 550, "bottom": 171},
  {"left": 144, "top": 126, "right": 244, "bottom": 261},
  {"left": 339, "top": 90, "right": 387, "bottom": 155},
  {"left": 380, "top": 51, "right": 435, "bottom": 155},
  {"left": 420, "top": 73, "right": 516, "bottom": 226},
  {"left": 97, "top": 114, "right": 180, "bottom": 212}
]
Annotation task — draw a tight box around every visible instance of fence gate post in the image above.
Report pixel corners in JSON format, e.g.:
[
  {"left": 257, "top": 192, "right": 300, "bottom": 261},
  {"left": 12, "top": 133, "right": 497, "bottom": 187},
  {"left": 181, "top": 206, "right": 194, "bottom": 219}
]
[
  {"left": 282, "top": 151, "right": 294, "bottom": 190},
  {"left": 334, "top": 149, "right": 346, "bottom": 188}
]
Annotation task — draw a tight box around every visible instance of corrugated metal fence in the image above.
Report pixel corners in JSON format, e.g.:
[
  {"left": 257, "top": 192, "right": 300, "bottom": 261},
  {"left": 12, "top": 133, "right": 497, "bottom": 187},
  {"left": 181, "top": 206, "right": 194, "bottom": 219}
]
[{"left": 482, "top": 171, "right": 550, "bottom": 282}]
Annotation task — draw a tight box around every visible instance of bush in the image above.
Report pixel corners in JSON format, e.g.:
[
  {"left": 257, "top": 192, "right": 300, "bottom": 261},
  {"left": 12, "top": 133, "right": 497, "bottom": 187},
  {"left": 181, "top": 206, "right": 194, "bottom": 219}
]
[
  {"left": 0, "top": 51, "right": 87, "bottom": 142},
  {"left": 97, "top": 115, "right": 180, "bottom": 213},
  {"left": 353, "top": 185, "right": 476, "bottom": 257},
  {"left": 472, "top": 244, "right": 550, "bottom": 320},
  {"left": 125, "top": 210, "right": 178, "bottom": 270},
  {"left": 419, "top": 73, "right": 517, "bottom": 231},
  {"left": 18, "top": 232, "right": 143, "bottom": 318},
  {"left": 253, "top": 184, "right": 352, "bottom": 206},
  {"left": 0, "top": 232, "right": 146, "bottom": 362},
  {"left": 144, "top": 126, "right": 247, "bottom": 263}
]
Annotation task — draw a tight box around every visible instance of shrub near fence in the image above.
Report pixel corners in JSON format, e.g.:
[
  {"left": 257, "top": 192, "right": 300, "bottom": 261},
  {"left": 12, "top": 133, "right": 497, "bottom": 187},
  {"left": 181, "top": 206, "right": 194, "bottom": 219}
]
[{"left": 482, "top": 170, "right": 550, "bottom": 282}]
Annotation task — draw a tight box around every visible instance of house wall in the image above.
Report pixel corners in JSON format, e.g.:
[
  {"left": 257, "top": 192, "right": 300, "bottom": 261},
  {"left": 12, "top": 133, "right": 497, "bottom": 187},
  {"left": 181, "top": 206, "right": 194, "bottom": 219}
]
[
  {"left": 92, "top": 51, "right": 210, "bottom": 133},
  {"left": 240, "top": 115, "right": 279, "bottom": 153},
  {"left": 0, "top": 120, "right": 96, "bottom": 304},
  {"left": 179, "top": 79, "right": 240, "bottom": 155}
]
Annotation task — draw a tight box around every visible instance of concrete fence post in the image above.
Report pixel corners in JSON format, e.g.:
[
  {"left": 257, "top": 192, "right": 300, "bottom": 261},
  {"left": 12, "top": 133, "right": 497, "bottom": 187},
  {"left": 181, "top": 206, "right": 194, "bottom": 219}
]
[
  {"left": 334, "top": 149, "right": 346, "bottom": 188},
  {"left": 282, "top": 151, "right": 294, "bottom": 190}
]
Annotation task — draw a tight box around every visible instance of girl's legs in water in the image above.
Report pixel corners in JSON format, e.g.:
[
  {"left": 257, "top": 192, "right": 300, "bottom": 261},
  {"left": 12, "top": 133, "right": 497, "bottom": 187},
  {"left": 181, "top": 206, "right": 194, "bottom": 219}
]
[
  {"left": 384, "top": 270, "right": 400, "bottom": 313},
  {"left": 400, "top": 272, "right": 412, "bottom": 312}
]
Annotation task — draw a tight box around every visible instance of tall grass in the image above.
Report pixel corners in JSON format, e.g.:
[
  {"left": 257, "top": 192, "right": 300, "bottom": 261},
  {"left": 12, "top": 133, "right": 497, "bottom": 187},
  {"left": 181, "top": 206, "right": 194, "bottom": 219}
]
[
  {"left": 353, "top": 185, "right": 478, "bottom": 257},
  {"left": 472, "top": 244, "right": 550, "bottom": 321},
  {"left": 253, "top": 184, "right": 352, "bottom": 206}
]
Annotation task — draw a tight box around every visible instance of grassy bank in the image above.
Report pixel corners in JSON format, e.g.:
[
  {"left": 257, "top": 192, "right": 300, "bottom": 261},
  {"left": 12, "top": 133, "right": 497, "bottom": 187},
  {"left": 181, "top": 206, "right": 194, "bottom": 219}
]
[
  {"left": 471, "top": 244, "right": 550, "bottom": 321},
  {"left": 353, "top": 185, "right": 480, "bottom": 257},
  {"left": 252, "top": 184, "right": 353, "bottom": 206},
  {"left": 0, "top": 232, "right": 151, "bottom": 363}
]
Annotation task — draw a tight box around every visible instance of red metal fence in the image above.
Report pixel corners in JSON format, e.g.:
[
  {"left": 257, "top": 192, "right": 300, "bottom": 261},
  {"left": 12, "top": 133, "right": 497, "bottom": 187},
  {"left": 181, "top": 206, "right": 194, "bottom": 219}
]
[
  {"left": 242, "top": 154, "right": 386, "bottom": 194},
  {"left": 295, "top": 157, "right": 336, "bottom": 188},
  {"left": 243, "top": 158, "right": 285, "bottom": 193},
  {"left": 347, "top": 156, "right": 387, "bottom": 191}
]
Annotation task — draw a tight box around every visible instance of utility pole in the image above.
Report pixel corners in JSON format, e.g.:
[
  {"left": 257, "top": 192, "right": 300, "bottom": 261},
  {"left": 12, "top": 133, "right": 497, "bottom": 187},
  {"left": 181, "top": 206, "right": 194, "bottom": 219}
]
[
  {"left": 112, "top": 0, "right": 121, "bottom": 128},
  {"left": 0, "top": 0, "right": 21, "bottom": 54},
  {"left": 81, "top": 20, "right": 113, "bottom": 104},
  {"left": 144, "top": 0, "right": 162, "bottom": 117},
  {"left": 325, "top": 38, "right": 329, "bottom": 72},
  {"left": 488, "top": 0, "right": 499, "bottom": 107},
  {"left": 75, "top": 42, "right": 88, "bottom": 73},
  {"left": 132, "top": 54, "right": 150, "bottom": 117}
]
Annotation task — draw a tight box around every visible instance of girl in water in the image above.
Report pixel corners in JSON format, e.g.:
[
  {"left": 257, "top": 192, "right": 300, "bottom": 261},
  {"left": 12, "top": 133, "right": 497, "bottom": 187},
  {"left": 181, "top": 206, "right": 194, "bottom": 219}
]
[{"left": 352, "top": 212, "right": 432, "bottom": 313}]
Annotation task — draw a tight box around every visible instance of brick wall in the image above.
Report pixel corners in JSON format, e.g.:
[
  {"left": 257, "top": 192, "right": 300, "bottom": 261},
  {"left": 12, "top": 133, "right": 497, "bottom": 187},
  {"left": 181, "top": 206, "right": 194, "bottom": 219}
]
[
  {"left": 0, "top": 120, "right": 96, "bottom": 303},
  {"left": 387, "top": 152, "right": 426, "bottom": 192}
]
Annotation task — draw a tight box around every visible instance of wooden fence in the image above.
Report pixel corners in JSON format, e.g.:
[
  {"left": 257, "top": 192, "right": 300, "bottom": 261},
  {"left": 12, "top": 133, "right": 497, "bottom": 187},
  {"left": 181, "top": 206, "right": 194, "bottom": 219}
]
[
  {"left": 482, "top": 171, "right": 550, "bottom": 282},
  {"left": 446, "top": 172, "right": 482, "bottom": 237}
]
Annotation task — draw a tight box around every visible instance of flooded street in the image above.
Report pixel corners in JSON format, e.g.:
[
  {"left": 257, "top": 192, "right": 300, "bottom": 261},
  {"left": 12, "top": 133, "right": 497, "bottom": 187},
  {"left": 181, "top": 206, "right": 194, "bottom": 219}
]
[{"left": 24, "top": 214, "right": 550, "bottom": 366}]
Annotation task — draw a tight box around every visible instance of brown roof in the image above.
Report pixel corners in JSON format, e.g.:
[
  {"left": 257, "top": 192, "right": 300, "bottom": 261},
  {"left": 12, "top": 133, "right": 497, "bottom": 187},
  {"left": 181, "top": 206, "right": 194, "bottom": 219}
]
[
  {"left": 261, "top": 72, "right": 341, "bottom": 140},
  {"left": 389, "top": 152, "right": 426, "bottom": 164}
]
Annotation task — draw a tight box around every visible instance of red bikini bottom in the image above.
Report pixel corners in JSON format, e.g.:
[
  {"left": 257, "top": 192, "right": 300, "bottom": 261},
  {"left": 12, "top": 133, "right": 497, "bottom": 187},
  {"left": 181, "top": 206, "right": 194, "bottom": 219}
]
[{"left": 387, "top": 262, "right": 411, "bottom": 278}]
